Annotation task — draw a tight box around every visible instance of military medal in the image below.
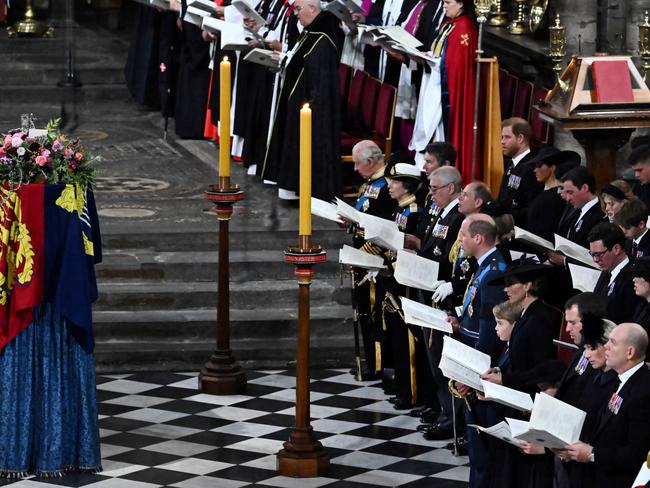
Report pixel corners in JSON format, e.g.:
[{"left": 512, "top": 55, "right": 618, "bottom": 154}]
[
  {"left": 575, "top": 351, "right": 589, "bottom": 375},
  {"left": 460, "top": 259, "right": 470, "bottom": 273},
  {"left": 362, "top": 199, "right": 370, "bottom": 211},
  {"left": 608, "top": 392, "right": 623, "bottom": 414},
  {"left": 468, "top": 304, "right": 474, "bottom": 317},
  {"left": 433, "top": 246, "right": 441, "bottom": 257}
]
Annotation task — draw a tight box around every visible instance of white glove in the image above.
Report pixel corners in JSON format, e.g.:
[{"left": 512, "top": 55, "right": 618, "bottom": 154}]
[
  {"left": 430, "top": 280, "right": 445, "bottom": 290},
  {"left": 433, "top": 282, "right": 453, "bottom": 303}
]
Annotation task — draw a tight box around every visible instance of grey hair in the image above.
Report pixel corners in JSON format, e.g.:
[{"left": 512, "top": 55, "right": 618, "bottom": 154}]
[
  {"left": 353, "top": 141, "right": 384, "bottom": 164},
  {"left": 430, "top": 166, "right": 462, "bottom": 193}
]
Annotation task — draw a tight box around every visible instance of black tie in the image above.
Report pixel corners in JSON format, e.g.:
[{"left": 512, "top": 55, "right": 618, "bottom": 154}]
[
  {"left": 594, "top": 271, "right": 611, "bottom": 296},
  {"left": 632, "top": 241, "right": 638, "bottom": 259}
]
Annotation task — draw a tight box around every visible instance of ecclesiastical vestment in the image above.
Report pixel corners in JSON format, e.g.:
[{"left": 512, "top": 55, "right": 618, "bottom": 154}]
[{"left": 261, "top": 11, "right": 343, "bottom": 201}]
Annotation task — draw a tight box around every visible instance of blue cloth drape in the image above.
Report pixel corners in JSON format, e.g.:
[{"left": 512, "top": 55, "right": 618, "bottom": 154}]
[{"left": 0, "top": 303, "right": 101, "bottom": 477}]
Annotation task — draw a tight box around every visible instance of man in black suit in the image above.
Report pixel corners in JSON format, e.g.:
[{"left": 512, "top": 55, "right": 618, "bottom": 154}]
[
  {"left": 614, "top": 198, "right": 650, "bottom": 263},
  {"left": 588, "top": 222, "right": 645, "bottom": 324},
  {"left": 497, "top": 117, "right": 542, "bottom": 229},
  {"left": 560, "top": 166, "right": 607, "bottom": 245},
  {"left": 411, "top": 166, "right": 465, "bottom": 440},
  {"left": 629, "top": 142, "right": 650, "bottom": 210},
  {"left": 564, "top": 323, "right": 650, "bottom": 488}
]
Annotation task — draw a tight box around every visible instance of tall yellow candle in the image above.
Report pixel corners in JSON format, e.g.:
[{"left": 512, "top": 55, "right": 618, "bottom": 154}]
[
  {"left": 219, "top": 57, "right": 231, "bottom": 178},
  {"left": 299, "top": 103, "right": 312, "bottom": 236}
]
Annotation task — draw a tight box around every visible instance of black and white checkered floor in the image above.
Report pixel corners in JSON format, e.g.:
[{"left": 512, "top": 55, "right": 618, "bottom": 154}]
[{"left": 3, "top": 369, "right": 469, "bottom": 487}]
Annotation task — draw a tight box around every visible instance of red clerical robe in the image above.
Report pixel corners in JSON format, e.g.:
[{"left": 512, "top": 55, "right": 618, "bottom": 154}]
[{"left": 443, "top": 15, "right": 479, "bottom": 183}]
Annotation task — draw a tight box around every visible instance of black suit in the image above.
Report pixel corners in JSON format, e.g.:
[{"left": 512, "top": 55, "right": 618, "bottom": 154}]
[
  {"left": 565, "top": 202, "right": 607, "bottom": 249},
  {"left": 625, "top": 230, "right": 650, "bottom": 263},
  {"left": 497, "top": 151, "right": 543, "bottom": 229},
  {"left": 632, "top": 301, "right": 650, "bottom": 362},
  {"left": 584, "top": 364, "right": 650, "bottom": 488},
  {"left": 593, "top": 262, "right": 645, "bottom": 324}
]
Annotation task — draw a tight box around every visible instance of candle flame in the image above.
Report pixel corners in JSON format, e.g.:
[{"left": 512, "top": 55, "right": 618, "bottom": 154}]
[
  {"left": 223, "top": 56, "right": 229, "bottom": 62},
  {"left": 302, "top": 103, "right": 310, "bottom": 109}
]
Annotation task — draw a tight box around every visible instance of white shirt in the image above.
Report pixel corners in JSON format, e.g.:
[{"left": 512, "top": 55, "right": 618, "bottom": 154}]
[
  {"left": 511, "top": 148, "right": 531, "bottom": 168},
  {"left": 476, "top": 247, "right": 497, "bottom": 266},
  {"left": 577, "top": 197, "right": 600, "bottom": 223},
  {"left": 440, "top": 198, "right": 459, "bottom": 219},
  {"left": 617, "top": 361, "right": 645, "bottom": 394},
  {"left": 608, "top": 257, "right": 629, "bottom": 286},
  {"left": 634, "top": 229, "right": 648, "bottom": 246}
]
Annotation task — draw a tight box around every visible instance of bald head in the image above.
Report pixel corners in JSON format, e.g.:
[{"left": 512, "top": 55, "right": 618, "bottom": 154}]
[
  {"left": 294, "top": 0, "right": 321, "bottom": 26},
  {"left": 605, "top": 323, "right": 649, "bottom": 373}
]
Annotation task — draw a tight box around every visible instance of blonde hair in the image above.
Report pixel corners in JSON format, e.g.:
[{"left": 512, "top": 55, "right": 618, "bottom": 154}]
[{"left": 493, "top": 300, "right": 522, "bottom": 324}]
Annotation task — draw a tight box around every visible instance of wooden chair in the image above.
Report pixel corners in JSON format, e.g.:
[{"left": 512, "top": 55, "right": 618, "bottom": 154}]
[
  {"left": 513, "top": 78, "right": 534, "bottom": 120},
  {"left": 499, "top": 68, "right": 517, "bottom": 120},
  {"left": 531, "top": 86, "right": 552, "bottom": 145}
]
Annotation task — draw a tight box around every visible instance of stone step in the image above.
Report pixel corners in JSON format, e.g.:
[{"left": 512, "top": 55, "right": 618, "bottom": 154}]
[
  {"left": 96, "top": 249, "right": 344, "bottom": 281},
  {"left": 95, "top": 279, "right": 351, "bottom": 310},
  {"left": 99, "top": 226, "right": 350, "bottom": 253},
  {"left": 94, "top": 336, "right": 355, "bottom": 373},
  {"left": 93, "top": 306, "right": 355, "bottom": 372}
]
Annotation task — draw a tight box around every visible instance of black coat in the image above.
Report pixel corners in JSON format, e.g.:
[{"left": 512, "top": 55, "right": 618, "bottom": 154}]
[
  {"left": 497, "top": 152, "right": 543, "bottom": 229},
  {"left": 527, "top": 187, "right": 566, "bottom": 243},
  {"left": 564, "top": 202, "right": 607, "bottom": 249},
  {"left": 584, "top": 364, "right": 650, "bottom": 488},
  {"left": 501, "top": 300, "right": 561, "bottom": 394},
  {"left": 593, "top": 262, "right": 645, "bottom": 324},
  {"left": 625, "top": 230, "right": 650, "bottom": 263},
  {"left": 632, "top": 301, "right": 650, "bottom": 361},
  {"left": 261, "top": 12, "right": 343, "bottom": 200},
  {"left": 418, "top": 201, "right": 464, "bottom": 281}
]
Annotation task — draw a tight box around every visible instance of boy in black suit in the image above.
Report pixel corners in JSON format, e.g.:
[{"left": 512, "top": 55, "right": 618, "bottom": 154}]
[{"left": 614, "top": 198, "right": 650, "bottom": 263}]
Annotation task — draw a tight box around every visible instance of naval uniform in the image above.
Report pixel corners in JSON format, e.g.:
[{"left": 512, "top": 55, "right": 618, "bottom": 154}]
[{"left": 351, "top": 167, "right": 397, "bottom": 374}]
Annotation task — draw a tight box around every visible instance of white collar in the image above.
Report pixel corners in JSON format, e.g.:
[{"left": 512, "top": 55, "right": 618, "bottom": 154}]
[
  {"left": 577, "top": 197, "right": 599, "bottom": 220},
  {"left": 608, "top": 257, "right": 629, "bottom": 284},
  {"left": 476, "top": 247, "right": 497, "bottom": 266},
  {"left": 617, "top": 361, "right": 645, "bottom": 393},
  {"left": 440, "top": 198, "right": 459, "bottom": 219},
  {"left": 634, "top": 229, "right": 648, "bottom": 245},
  {"left": 511, "top": 148, "right": 531, "bottom": 168}
]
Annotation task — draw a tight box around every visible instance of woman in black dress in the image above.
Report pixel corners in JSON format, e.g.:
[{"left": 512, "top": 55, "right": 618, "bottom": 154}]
[
  {"left": 527, "top": 148, "right": 581, "bottom": 242},
  {"left": 631, "top": 257, "right": 650, "bottom": 361}
]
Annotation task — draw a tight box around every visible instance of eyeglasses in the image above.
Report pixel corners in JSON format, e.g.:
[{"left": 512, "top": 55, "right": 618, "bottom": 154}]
[
  {"left": 429, "top": 184, "right": 449, "bottom": 193},
  {"left": 293, "top": 5, "right": 303, "bottom": 11},
  {"left": 588, "top": 248, "right": 610, "bottom": 259}
]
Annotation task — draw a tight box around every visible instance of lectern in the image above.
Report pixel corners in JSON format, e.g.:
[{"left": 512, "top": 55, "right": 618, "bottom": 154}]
[{"left": 536, "top": 55, "right": 650, "bottom": 187}]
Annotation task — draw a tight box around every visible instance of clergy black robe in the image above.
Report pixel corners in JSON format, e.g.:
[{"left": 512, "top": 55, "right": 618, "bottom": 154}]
[
  {"left": 261, "top": 11, "right": 343, "bottom": 200},
  {"left": 175, "top": 14, "right": 211, "bottom": 138},
  {"left": 124, "top": 4, "right": 162, "bottom": 107}
]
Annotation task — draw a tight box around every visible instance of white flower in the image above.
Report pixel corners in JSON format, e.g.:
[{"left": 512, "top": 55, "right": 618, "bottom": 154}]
[
  {"left": 11, "top": 136, "right": 23, "bottom": 148},
  {"left": 17, "top": 147, "right": 25, "bottom": 156}
]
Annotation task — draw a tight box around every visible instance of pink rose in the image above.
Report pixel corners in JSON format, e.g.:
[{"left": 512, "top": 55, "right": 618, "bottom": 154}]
[
  {"left": 4, "top": 135, "right": 12, "bottom": 149},
  {"left": 41, "top": 149, "right": 51, "bottom": 158},
  {"left": 35, "top": 155, "right": 47, "bottom": 166},
  {"left": 11, "top": 135, "right": 22, "bottom": 148},
  {"left": 64, "top": 148, "right": 74, "bottom": 159},
  {"left": 74, "top": 152, "right": 83, "bottom": 161},
  {"left": 52, "top": 140, "right": 63, "bottom": 152}
]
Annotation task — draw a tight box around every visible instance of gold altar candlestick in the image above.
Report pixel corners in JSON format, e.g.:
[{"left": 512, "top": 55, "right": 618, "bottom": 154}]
[{"left": 639, "top": 10, "right": 650, "bottom": 82}]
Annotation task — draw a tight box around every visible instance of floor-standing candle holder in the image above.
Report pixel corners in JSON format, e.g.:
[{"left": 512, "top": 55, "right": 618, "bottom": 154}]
[
  {"left": 276, "top": 235, "right": 329, "bottom": 477},
  {"left": 199, "top": 176, "right": 247, "bottom": 395}
]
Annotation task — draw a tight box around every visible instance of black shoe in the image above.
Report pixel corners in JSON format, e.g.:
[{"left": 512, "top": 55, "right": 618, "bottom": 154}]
[
  {"left": 388, "top": 396, "right": 399, "bottom": 404},
  {"left": 421, "top": 409, "right": 441, "bottom": 424},
  {"left": 416, "top": 423, "right": 433, "bottom": 432},
  {"left": 446, "top": 437, "right": 468, "bottom": 456},
  {"left": 423, "top": 423, "right": 454, "bottom": 441},
  {"left": 409, "top": 406, "right": 427, "bottom": 417},
  {"left": 360, "top": 371, "right": 381, "bottom": 381},
  {"left": 392, "top": 399, "right": 413, "bottom": 410},
  {"left": 349, "top": 367, "right": 357, "bottom": 375}
]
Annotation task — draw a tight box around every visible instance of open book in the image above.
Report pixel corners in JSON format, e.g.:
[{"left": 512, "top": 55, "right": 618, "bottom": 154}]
[
  {"left": 335, "top": 197, "right": 362, "bottom": 224},
  {"left": 394, "top": 250, "right": 440, "bottom": 291},
  {"left": 202, "top": 16, "right": 261, "bottom": 50},
  {"left": 188, "top": 0, "right": 218, "bottom": 14},
  {"left": 184, "top": 6, "right": 209, "bottom": 25},
  {"left": 480, "top": 379, "right": 533, "bottom": 412},
  {"left": 512, "top": 393, "right": 586, "bottom": 449},
  {"left": 231, "top": 0, "right": 267, "bottom": 25},
  {"left": 311, "top": 197, "right": 343, "bottom": 223},
  {"left": 514, "top": 226, "right": 554, "bottom": 253},
  {"left": 244, "top": 48, "right": 281, "bottom": 70},
  {"left": 439, "top": 336, "right": 491, "bottom": 392},
  {"left": 323, "top": 0, "right": 356, "bottom": 28},
  {"left": 568, "top": 263, "right": 600, "bottom": 292},
  {"left": 554, "top": 234, "right": 599, "bottom": 269},
  {"left": 400, "top": 296, "right": 452, "bottom": 333},
  {"left": 360, "top": 213, "right": 404, "bottom": 252},
  {"left": 150, "top": 0, "right": 170, "bottom": 9},
  {"left": 339, "top": 245, "right": 384, "bottom": 271},
  {"left": 468, "top": 418, "right": 528, "bottom": 448}
]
